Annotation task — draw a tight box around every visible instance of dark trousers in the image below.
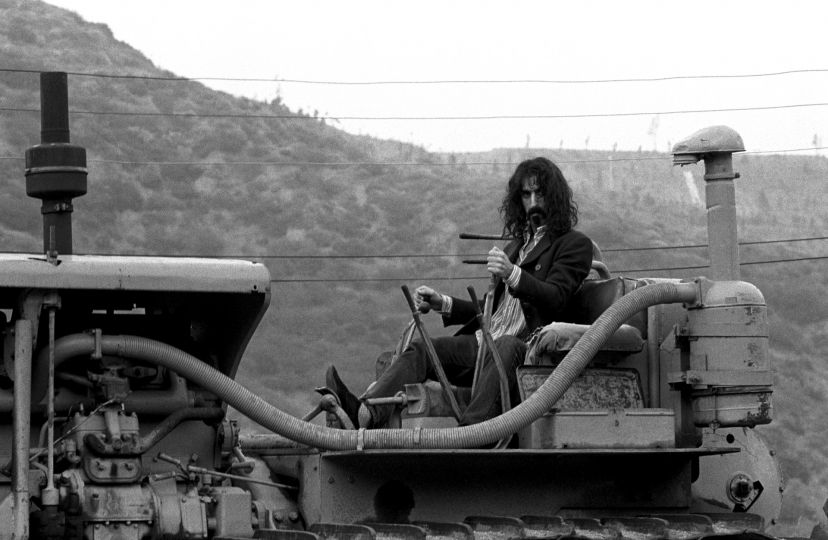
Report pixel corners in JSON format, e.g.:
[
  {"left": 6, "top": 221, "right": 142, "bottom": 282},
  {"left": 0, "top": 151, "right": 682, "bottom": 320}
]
[{"left": 363, "top": 334, "right": 526, "bottom": 425}]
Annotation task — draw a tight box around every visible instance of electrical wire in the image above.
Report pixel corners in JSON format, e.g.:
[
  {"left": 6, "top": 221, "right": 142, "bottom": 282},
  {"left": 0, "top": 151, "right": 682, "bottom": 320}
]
[
  {"left": 20, "top": 235, "right": 825, "bottom": 260},
  {"left": 4, "top": 102, "right": 828, "bottom": 121},
  {"left": 606, "top": 236, "right": 828, "bottom": 253},
  {"left": 4, "top": 67, "right": 828, "bottom": 85},
  {"left": 617, "top": 254, "right": 828, "bottom": 274},
  {"left": 0, "top": 154, "right": 671, "bottom": 166},
  {"left": 265, "top": 253, "right": 828, "bottom": 283},
  {"left": 1, "top": 147, "right": 826, "bottom": 167}
]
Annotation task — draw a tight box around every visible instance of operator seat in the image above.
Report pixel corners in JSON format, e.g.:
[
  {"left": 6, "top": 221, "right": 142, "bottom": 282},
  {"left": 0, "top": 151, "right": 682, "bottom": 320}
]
[
  {"left": 525, "top": 275, "right": 647, "bottom": 366},
  {"left": 525, "top": 239, "right": 645, "bottom": 365},
  {"left": 520, "top": 270, "right": 650, "bottom": 410}
]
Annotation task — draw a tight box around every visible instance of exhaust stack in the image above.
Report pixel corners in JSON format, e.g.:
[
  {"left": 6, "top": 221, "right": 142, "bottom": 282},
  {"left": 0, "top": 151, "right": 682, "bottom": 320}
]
[
  {"left": 672, "top": 126, "right": 745, "bottom": 281},
  {"left": 24, "top": 72, "right": 87, "bottom": 255}
]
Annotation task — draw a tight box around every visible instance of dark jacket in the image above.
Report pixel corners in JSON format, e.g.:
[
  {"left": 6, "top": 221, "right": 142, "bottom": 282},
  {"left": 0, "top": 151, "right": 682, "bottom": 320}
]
[{"left": 444, "top": 228, "right": 593, "bottom": 335}]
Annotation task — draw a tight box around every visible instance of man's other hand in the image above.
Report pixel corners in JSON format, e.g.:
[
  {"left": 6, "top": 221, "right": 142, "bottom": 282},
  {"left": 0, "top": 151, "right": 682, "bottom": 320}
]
[
  {"left": 487, "top": 246, "right": 514, "bottom": 280},
  {"left": 415, "top": 285, "right": 444, "bottom": 313}
]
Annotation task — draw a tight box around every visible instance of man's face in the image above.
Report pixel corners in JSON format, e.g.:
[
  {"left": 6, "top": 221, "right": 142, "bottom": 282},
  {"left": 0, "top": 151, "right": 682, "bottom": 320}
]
[{"left": 521, "top": 176, "right": 546, "bottom": 224}]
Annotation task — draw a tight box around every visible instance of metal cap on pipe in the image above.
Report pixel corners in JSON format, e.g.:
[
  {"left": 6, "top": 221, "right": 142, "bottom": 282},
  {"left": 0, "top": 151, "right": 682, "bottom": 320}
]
[
  {"left": 671, "top": 125, "right": 745, "bottom": 165},
  {"left": 672, "top": 125, "right": 745, "bottom": 281}
]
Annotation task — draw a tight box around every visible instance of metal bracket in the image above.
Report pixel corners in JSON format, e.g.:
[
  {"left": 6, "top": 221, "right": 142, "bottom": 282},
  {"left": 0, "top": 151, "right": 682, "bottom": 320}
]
[{"left": 667, "top": 370, "right": 773, "bottom": 388}]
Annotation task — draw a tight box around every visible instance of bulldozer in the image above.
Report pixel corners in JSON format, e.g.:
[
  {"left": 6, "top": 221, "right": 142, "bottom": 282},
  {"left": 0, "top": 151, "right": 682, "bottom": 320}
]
[{"left": 0, "top": 72, "right": 782, "bottom": 539}]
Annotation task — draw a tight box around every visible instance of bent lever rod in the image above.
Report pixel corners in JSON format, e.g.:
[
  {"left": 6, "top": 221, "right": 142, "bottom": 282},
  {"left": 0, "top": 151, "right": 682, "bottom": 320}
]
[{"left": 401, "top": 285, "right": 463, "bottom": 421}]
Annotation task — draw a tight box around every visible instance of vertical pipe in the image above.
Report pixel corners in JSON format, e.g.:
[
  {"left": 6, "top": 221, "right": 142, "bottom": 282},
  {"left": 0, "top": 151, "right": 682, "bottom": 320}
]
[
  {"left": 646, "top": 306, "right": 660, "bottom": 407},
  {"left": 47, "top": 310, "right": 54, "bottom": 481},
  {"left": 39, "top": 72, "right": 70, "bottom": 144},
  {"left": 703, "top": 154, "right": 740, "bottom": 281},
  {"left": 41, "top": 310, "right": 58, "bottom": 506},
  {"left": 13, "top": 320, "right": 32, "bottom": 540},
  {"left": 39, "top": 72, "right": 72, "bottom": 256}
]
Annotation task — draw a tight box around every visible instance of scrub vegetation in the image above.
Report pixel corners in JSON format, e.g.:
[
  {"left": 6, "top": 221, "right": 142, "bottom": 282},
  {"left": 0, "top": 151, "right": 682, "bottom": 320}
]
[{"left": 0, "top": 0, "right": 826, "bottom": 531}]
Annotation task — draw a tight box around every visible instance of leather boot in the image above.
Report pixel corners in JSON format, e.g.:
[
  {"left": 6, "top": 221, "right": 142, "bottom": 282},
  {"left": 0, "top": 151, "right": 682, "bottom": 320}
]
[
  {"left": 357, "top": 401, "right": 393, "bottom": 428},
  {"left": 324, "top": 365, "right": 361, "bottom": 428}
]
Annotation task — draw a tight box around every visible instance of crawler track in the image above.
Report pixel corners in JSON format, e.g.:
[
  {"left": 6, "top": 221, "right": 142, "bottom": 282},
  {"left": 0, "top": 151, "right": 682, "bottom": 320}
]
[{"left": 243, "top": 512, "right": 769, "bottom": 540}]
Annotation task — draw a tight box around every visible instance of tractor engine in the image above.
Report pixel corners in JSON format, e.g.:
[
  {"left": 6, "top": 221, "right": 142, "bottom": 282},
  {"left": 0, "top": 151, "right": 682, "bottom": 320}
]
[
  {"left": 0, "top": 259, "right": 285, "bottom": 540},
  {"left": 0, "top": 73, "right": 288, "bottom": 540}
]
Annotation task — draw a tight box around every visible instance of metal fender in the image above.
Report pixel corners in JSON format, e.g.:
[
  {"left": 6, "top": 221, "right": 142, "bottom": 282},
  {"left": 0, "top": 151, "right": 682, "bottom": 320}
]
[{"left": 692, "top": 427, "right": 783, "bottom": 527}]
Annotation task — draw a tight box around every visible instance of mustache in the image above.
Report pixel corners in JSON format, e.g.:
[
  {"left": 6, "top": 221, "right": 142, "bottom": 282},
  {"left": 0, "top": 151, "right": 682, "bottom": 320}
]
[{"left": 527, "top": 206, "right": 547, "bottom": 226}]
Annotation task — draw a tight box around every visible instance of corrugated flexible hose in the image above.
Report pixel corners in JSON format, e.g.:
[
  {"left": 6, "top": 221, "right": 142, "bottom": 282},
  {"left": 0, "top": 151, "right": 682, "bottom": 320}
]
[{"left": 47, "top": 281, "right": 698, "bottom": 450}]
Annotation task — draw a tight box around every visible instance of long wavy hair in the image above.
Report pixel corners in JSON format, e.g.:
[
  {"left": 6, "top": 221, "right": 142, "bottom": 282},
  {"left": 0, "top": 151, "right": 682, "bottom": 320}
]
[{"left": 499, "top": 157, "right": 578, "bottom": 242}]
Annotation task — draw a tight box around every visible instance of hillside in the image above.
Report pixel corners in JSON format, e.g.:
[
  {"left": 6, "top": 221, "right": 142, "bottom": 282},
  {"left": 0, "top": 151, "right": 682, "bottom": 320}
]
[{"left": 1, "top": 0, "right": 827, "bottom": 533}]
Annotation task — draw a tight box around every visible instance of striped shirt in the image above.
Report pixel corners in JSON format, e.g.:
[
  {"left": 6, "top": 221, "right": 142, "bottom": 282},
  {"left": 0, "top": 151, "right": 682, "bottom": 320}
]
[{"left": 478, "top": 226, "right": 546, "bottom": 344}]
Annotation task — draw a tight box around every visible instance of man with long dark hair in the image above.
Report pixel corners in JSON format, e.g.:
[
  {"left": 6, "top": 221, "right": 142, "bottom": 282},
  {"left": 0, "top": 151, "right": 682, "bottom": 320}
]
[{"left": 328, "top": 157, "right": 593, "bottom": 427}]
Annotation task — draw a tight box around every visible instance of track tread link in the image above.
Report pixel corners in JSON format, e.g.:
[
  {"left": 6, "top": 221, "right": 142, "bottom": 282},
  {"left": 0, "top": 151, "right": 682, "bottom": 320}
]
[{"left": 276, "top": 513, "right": 768, "bottom": 540}]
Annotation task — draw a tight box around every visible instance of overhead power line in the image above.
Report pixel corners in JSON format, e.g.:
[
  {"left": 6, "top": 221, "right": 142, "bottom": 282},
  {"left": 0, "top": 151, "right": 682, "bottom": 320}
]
[
  {"left": 1, "top": 146, "right": 826, "bottom": 168},
  {"left": 4, "top": 67, "right": 828, "bottom": 85},
  {"left": 47, "top": 236, "right": 828, "bottom": 260},
  {"left": 0, "top": 154, "right": 671, "bottom": 166},
  {"left": 267, "top": 254, "right": 828, "bottom": 282},
  {"left": 618, "top": 254, "right": 828, "bottom": 274},
  {"left": 606, "top": 236, "right": 828, "bottom": 253},
  {"left": 4, "top": 102, "right": 828, "bottom": 121}
]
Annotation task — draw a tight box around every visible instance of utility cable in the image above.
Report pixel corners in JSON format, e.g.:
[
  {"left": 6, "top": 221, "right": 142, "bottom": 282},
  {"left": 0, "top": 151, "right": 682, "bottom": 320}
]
[
  {"left": 605, "top": 235, "right": 828, "bottom": 253},
  {"left": 4, "top": 102, "right": 828, "bottom": 121},
  {"left": 266, "top": 254, "right": 827, "bottom": 283},
  {"left": 0, "top": 155, "right": 670, "bottom": 166},
  {"left": 618, "top": 254, "right": 828, "bottom": 274},
  {"left": 4, "top": 67, "right": 828, "bottom": 85},
  {"left": 29, "top": 235, "right": 826, "bottom": 260},
  {"left": 1, "top": 147, "right": 826, "bottom": 167}
]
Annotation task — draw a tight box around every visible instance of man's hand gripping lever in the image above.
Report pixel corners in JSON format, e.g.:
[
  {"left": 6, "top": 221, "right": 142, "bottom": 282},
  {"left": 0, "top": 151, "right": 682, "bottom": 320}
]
[
  {"left": 400, "top": 284, "right": 464, "bottom": 421},
  {"left": 413, "top": 285, "right": 444, "bottom": 314}
]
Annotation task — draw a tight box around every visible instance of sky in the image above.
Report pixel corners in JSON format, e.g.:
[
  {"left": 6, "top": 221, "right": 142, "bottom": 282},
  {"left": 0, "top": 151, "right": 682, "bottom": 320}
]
[{"left": 44, "top": 0, "right": 828, "bottom": 155}]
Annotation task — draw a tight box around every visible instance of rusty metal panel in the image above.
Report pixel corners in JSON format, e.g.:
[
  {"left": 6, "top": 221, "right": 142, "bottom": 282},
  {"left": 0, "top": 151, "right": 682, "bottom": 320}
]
[
  {"left": 691, "top": 387, "right": 772, "bottom": 427},
  {"left": 299, "top": 450, "right": 713, "bottom": 526},
  {"left": 519, "top": 409, "right": 675, "bottom": 449}
]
